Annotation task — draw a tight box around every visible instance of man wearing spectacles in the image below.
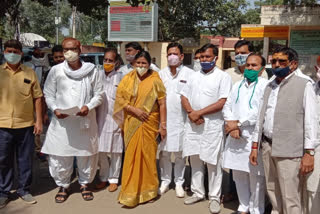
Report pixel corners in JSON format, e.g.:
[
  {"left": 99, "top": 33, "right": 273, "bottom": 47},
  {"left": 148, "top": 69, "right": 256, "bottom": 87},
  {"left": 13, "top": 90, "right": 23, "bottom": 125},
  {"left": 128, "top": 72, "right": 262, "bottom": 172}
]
[{"left": 249, "top": 47, "right": 318, "bottom": 214}]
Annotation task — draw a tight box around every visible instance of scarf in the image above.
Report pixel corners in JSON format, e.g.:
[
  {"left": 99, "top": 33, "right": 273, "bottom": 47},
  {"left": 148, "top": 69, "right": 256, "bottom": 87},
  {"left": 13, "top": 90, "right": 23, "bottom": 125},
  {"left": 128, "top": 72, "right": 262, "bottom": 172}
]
[{"left": 63, "top": 61, "right": 95, "bottom": 129}]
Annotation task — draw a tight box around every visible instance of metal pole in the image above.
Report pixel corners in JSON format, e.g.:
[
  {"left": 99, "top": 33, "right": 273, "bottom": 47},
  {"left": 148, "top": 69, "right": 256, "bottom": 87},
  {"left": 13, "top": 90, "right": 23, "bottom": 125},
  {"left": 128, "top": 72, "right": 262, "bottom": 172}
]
[
  {"left": 72, "top": 6, "right": 77, "bottom": 38},
  {"left": 55, "top": 0, "right": 60, "bottom": 44}
]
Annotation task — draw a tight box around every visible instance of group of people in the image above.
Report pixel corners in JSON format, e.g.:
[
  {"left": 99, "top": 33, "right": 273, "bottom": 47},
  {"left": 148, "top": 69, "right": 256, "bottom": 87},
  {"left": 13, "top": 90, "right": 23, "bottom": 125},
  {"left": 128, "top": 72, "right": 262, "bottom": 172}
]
[{"left": 0, "top": 37, "right": 320, "bottom": 214}]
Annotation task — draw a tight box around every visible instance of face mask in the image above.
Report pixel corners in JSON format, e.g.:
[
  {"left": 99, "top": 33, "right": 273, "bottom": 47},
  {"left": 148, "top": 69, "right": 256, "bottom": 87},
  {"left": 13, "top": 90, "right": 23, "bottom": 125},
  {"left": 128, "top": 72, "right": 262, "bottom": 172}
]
[
  {"left": 235, "top": 53, "right": 250, "bottom": 66},
  {"left": 126, "top": 54, "right": 136, "bottom": 63},
  {"left": 4, "top": 53, "right": 21, "bottom": 65},
  {"left": 193, "top": 59, "right": 201, "bottom": 71},
  {"left": 103, "top": 63, "right": 115, "bottom": 73},
  {"left": 32, "top": 55, "right": 46, "bottom": 66},
  {"left": 200, "top": 57, "right": 216, "bottom": 71},
  {"left": 168, "top": 54, "right": 180, "bottom": 66},
  {"left": 136, "top": 67, "right": 148, "bottom": 76},
  {"left": 244, "top": 67, "right": 263, "bottom": 82},
  {"left": 272, "top": 66, "right": 291, "bottom": 78},
  {"left": 64, "top": 50, "right": 79, "bottom": 63}
]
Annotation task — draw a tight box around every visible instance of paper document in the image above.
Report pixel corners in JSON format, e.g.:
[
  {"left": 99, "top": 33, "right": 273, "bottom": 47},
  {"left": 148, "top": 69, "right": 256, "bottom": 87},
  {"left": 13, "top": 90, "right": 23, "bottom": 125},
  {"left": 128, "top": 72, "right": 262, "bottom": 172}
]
[{"left": 58, "top": 106, "right": 80, "bottom": 115}]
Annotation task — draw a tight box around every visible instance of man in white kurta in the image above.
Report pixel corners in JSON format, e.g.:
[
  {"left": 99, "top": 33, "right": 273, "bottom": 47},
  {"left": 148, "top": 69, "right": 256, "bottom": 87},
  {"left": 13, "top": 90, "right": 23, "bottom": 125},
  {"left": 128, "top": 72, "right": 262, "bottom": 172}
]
[
  {"left": 181, "top": 44, "right": 232, "bottom": 214},
  {"left": 304, "top": 77, "right": 320, "bottom": 214},
  {"left": 95, "top": 48, "right": 124, "bottom": 192},
  {"left": 42, "top": 38, "right": 103, "bottom": 202},
  {"left": 158, "top": 43, "right": 194, "bottom": 198},
  {"left": 222, "top": 54, "right": 268, "bottom": 214}
]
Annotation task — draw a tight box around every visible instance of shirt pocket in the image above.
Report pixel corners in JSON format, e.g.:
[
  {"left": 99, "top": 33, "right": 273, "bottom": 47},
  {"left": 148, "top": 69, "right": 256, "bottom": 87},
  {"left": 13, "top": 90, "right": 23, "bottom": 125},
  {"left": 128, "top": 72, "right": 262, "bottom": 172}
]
[
  {"left": 176, "top": 80, "right": 187, "bottom": 94},
  {"left": 19, "top": 82, "right": 32, "bottom": 96}
]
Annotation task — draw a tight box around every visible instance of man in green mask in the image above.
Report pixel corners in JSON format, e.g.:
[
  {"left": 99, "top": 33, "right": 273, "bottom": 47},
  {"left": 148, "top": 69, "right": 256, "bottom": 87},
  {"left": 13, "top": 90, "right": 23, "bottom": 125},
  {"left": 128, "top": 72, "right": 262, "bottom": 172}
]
[{"left": 222, "top": 53, "right": 269, "bottom": 214}]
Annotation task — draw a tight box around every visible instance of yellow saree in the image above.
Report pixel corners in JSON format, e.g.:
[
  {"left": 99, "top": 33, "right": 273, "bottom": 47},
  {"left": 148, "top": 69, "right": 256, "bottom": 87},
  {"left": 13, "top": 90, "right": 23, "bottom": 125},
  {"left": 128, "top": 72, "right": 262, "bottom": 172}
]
[{"left": 113, "top": 70, "right": 166, "bottom": 207}]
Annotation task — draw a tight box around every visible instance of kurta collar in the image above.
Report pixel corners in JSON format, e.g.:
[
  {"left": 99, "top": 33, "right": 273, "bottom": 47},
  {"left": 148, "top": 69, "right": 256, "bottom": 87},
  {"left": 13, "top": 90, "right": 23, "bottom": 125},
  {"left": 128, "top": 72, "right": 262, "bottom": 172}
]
[
  {"left": 200, "top": 66, "right": 216, "bottom": 75},
  {"left": 168, "top": 64, "right": 183, "bottom": 78},
  {"left": 270, "top": 71, "right": 295, "bottom": 88}
]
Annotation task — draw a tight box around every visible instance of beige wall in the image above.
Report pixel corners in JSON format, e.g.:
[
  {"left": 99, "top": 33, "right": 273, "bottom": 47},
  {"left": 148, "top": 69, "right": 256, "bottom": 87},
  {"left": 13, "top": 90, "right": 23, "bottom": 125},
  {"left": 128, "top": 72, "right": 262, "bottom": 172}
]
[{"left": 261, "top": 5, "right": 320, "bottom": 26}]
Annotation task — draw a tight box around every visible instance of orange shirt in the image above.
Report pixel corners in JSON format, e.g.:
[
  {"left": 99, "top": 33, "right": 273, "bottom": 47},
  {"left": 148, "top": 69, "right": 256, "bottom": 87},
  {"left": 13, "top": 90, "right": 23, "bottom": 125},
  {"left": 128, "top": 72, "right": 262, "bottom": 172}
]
[{"left": 0, "top": 63, "right": 43, "bottom": 128}]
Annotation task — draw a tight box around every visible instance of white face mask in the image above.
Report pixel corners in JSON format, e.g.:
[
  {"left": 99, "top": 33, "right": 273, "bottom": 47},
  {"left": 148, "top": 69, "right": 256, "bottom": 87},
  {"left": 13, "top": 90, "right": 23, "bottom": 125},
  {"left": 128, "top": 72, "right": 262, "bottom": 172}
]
[
  {"left": 32, "top": 55, "right": 46, "bottom": 66},
  {"left": 64, "top": 50, "right": 79, "bottom": 63},
  {"left": 193, "top": 59, "right": 201, "bottom": 71},
  {"left": 136, "top": 67, "right": 148, "bottom": 76}
]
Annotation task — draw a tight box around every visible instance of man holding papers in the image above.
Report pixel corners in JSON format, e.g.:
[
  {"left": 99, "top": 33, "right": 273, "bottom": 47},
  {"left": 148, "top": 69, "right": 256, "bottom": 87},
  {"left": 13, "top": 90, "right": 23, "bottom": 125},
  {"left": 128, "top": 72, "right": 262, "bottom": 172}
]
[{"left": 42, "top": 38, "right": 103, "bottom": 203}]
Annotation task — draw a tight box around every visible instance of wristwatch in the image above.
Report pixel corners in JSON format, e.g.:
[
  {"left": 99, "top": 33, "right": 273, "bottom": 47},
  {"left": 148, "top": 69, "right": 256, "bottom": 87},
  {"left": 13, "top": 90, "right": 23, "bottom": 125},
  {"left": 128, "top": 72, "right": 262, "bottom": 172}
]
[
  {"left": 305, "top": 150, "right": 315, "bottom": 156},
  {"left": 237, "top": 122, "right": 242, "bottom": 127}
]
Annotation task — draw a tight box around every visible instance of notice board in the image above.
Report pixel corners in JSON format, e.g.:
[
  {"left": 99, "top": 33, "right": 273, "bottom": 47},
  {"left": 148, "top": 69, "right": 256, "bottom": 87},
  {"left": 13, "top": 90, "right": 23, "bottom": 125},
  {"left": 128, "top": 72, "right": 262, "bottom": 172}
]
[{"left": 289, "top": 30, "right": 320, "bottom": 55}]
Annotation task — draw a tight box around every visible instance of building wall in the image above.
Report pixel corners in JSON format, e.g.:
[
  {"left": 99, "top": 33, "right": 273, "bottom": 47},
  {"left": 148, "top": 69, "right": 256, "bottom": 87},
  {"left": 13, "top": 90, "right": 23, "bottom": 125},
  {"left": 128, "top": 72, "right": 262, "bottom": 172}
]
[{"left": 261, "top": 5, "right": 320, "bottom": 26}]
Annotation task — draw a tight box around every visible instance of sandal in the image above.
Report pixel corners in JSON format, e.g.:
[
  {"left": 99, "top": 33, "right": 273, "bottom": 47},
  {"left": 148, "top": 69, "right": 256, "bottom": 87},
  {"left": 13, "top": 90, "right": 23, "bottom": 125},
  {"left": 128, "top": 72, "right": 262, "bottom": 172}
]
[
  {"left": 55, "top": 187, "right": 69, "bottom": 203},
  {"left": 80, "top": 186, "right": 94, "bottom": 201}
]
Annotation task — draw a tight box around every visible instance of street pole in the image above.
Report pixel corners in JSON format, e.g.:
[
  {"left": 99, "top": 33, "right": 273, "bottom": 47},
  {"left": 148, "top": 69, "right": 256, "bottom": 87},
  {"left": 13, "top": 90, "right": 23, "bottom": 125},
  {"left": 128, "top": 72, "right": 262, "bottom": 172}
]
[
  {"left": 55, "top": 0, "right": 60, "bottom": 45},
  {"left": 72, "top": 6, "right": 77, "bottom": 38}
]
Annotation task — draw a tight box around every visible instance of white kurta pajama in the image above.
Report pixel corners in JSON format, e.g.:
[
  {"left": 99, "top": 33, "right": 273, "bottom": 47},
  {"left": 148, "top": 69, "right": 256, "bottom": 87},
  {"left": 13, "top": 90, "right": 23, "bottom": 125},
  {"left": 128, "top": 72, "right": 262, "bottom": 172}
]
[
  {"left": 158, "top": 65, "right": 194, "bottom": 187},
  {"left": 222, "top": 77, "right": 268, "bottom": 214},
  {"left": 42, "top": 61, "right": 103, "bottom": 188},
  {"left": 181, "top": 66, "right": 232, "bottom": 202},
  {"left": 96, "top": 69, "right": 124, "bottom": 184},
  {"left": 304, "top": 81, "right": 320, "bottom": 214}
]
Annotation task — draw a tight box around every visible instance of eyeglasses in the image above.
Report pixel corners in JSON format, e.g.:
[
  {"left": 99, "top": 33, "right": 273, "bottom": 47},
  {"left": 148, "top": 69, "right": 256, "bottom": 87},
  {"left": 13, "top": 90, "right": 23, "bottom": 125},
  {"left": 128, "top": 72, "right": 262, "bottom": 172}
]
[{"left": 270, "top": 59, "right": 288, "bottom": 65}]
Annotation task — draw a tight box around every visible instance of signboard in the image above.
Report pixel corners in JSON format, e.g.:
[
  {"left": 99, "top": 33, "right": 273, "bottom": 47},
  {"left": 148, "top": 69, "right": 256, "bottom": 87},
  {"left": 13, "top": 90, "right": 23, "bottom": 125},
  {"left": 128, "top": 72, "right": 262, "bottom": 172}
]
[
  {"left": 241, "top": 25, "right": 289, "bottom": 38},
  {"left": 108, "top": 0, "right": 158, "bottom": 42},
  {"left": 289, "top": 30, "right": 320, "bottom": 55},
  {"left": 241, "top": 26, "right": 264, "bottom": 38}
]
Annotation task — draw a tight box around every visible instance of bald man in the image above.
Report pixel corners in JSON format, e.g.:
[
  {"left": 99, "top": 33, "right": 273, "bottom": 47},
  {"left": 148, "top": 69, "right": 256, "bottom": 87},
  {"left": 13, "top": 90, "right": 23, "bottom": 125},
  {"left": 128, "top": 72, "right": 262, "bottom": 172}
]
[{"left": 42, "top": 38, "right": 103, "bottom": 203}]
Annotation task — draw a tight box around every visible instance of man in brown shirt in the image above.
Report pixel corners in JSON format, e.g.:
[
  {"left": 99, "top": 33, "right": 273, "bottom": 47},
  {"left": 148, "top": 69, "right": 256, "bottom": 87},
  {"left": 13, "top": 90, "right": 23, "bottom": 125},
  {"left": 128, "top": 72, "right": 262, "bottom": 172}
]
[{"left": 0, "top": 40, "right": 43, "bottom": 208}]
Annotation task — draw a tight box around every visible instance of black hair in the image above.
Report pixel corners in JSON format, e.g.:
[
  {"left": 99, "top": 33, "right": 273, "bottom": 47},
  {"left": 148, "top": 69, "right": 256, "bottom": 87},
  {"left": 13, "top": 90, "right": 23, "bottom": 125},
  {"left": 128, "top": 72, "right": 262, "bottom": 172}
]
[
  {"left": 195, "top": 48, "right": 201, "bottom": 55},
  {"left": 234, "top": 40, "right": 254, "bottom": 52},
  {"left": 200, "top": 43, "right": 218, "bottom": 56},
  {"left": 52, "top": 45, "right": 63, "bottom": 54},
  {"left": 247, "top": 53, "right": 266, "bottom": 66},
  {"left": 125, "top": 42, "right": 143, "bottom": 52},
  {"left": 104, "top": 47, "right": 118, "bottom": 56},
  {"left": 167, "top": 42, "right": 183, "bottom": 54},
  {"left": 272, "top": 47, "right": 299, "bottom": 62},
  {"left": 134, "top": 50, "right": 151, "bottom": 65},
  {"left": 4, "top": 39, "right": 22, "bottom": 51}
]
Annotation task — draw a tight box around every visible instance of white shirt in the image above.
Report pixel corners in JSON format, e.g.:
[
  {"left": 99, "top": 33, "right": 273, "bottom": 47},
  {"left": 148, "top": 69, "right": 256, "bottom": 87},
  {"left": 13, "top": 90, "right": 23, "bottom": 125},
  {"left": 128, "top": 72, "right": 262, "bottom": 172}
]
[
  {"left": 251, "top": 73, "right": 318, "bottom": 149},
  {"left": 225, "top": 66, "right": 268, "bottom": 84},
  {"left": 96, "top": 69, "right": 124, "bottom": 153},
  {"left": 181, "top": 66, "right": 232, "bottom": 165},
  {"left": 222, "top": 77, "right": 268, "bottom": 175},
  {"left": 42, "top": 62, "right": 103, "bottom": 156},
  {"left": 119, "top": 63, "right": 160, "bottom": 76},
  {"left": 158, "top": 65, "right": 195, "bottom": 152}
]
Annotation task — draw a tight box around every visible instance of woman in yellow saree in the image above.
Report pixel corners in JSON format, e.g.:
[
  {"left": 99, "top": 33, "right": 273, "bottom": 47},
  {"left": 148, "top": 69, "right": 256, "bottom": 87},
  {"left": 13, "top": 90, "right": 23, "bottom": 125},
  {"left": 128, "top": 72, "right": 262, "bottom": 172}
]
[{"left": 113, "top": 51, "right": 166, "bottom": 207}]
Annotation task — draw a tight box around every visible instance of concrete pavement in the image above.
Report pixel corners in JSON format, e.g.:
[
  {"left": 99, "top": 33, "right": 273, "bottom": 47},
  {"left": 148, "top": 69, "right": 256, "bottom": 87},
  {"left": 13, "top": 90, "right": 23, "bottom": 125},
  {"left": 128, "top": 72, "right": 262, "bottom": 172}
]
[{"left": 1, "top": 157, "right": 238, "bottom": 214}]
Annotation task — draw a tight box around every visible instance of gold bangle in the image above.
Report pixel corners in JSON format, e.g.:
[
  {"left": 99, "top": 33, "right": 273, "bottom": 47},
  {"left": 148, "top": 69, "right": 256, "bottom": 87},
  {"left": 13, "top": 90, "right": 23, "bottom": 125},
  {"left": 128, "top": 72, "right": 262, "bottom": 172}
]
[
  {"left": 161, "top": 122, "right": 166, "bottom": 124},
  {"left": 126, "top": 105, "right": 131, "bottom": 111}
]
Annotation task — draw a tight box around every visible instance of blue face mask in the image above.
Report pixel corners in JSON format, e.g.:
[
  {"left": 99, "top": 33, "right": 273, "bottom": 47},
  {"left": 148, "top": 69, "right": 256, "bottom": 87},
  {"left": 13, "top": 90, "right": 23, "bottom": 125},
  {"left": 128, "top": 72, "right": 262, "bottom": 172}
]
[
  {"left": 235, "top": 53, "right": 250, "bottom": 66},
  {"left": 272, "top": 66, "right": 291, "bottom": 78},
  {"left": 4, "top": 53, "right": 22, "bottom": 65},
  {"left": 200, "top": 57, "right": 216, "bottom": 71}
]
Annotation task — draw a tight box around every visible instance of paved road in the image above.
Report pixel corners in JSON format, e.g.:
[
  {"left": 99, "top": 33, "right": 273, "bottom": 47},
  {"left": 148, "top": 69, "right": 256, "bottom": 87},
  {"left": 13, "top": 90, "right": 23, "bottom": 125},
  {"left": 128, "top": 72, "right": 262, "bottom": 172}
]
[{"left": 2, "top": 157, "right": 238, "bottom": 214}]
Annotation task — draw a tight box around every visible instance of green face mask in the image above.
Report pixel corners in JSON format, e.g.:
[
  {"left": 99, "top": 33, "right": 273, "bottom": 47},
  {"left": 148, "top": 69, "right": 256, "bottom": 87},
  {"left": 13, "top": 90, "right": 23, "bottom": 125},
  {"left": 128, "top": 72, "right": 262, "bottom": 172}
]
[{"left": 244, "top": 67, "right": 263, "bottom": 82}]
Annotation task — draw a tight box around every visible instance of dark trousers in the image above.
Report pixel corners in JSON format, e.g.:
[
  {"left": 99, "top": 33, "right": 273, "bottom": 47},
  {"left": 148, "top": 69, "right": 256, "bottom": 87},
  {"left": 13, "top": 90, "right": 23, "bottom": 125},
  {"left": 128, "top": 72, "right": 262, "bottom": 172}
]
[{"left": 0, "top": 127, "right": 34, "bottom": 197}]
